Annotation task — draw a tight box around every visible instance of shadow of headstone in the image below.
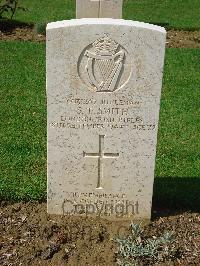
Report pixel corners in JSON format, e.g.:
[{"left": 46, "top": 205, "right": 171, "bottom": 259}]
[{"left": 152, "top": 177, "right": 200, "bottom": 217}]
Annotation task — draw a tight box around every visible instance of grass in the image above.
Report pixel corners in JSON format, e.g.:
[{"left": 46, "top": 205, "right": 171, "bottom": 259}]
[
  {"left": 7, "top": 0, "right": 200, "bottom": 29},
  {"left": 0, "top": 41, "right": 46, "bottom": 200},
  {"left": 154, "top": 48, "right": 200, "bottom": 210},
  {"left": 156, "top": 49, "right": 200, "bottom": 178},
  {"left": 0, "top": 42, "right": 199, "bottom": 207},
  {"left": 13, "top": 0, "right": 75, "bottom": 24},
  {"left": 123, "top": 0, "right": 200, "bottom": 30}
]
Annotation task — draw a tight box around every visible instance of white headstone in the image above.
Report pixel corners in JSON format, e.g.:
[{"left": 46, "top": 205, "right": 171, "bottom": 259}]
[
  {"left": 76, "top": 0, "right": 99, "bottom": 18},
  {"left": 47, "top": 19, "right": 166, "bottom": 221},
  {"left": 76, "top": 0, "right": 123, "bottom": 19},
  {"left": 100, "top": 0, "right": 123, "bottom": 18}
]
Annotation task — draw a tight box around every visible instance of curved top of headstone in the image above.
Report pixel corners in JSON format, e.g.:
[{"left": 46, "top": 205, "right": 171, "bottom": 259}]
[{"left": 47, "top": 18, "right": 166, "bottom": 34}]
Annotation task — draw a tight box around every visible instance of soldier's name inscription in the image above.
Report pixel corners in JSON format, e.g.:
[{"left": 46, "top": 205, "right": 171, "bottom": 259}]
[{"left": 50, "top": 96, "right": 156, "bottom": 130}]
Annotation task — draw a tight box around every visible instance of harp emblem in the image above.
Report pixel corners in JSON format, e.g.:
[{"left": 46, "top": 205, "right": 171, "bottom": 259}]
[{"left": 83, "top": 35, "right": 125, "bottom": 92}]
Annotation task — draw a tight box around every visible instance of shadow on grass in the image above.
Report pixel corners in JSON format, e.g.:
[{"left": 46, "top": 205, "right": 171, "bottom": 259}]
[
  {"left": 149, "top": 22, "right": 169, "bottom": 27},
  {"left": 152, "top": 177, "right": 200, "bottom": 218},
  {"left": 0, "top": 18, "right": 33, "bottom": 32}
]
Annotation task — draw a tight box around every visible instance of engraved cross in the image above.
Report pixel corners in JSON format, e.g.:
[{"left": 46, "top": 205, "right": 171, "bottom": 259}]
[{"left": 83, "top": 135, "right": 119, "bottom": 189}]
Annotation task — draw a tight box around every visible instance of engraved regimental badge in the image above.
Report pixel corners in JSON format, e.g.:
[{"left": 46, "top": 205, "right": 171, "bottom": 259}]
[{"left": 78, "top": 35, "right": 132, "bottom": 92}]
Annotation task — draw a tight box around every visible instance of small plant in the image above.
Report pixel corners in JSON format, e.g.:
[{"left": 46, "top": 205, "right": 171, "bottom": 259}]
[
  {"left": 0, "top": 0, "right": 26, "bottom": 19},
  {"left": 116, "top": 223, "right": 175, "bottom": 265}
]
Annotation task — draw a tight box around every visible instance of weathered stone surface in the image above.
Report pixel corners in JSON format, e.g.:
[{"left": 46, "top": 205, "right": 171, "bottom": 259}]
[
  {"left": 47, "top": 19, "right": 166, "bottom": 221},
  {"left": 99, "top": 0, "right": 123, "bottom": 19},
  {"left": 76, "top": 0, "right": 123, "bottom": 19},
  {"left": 76, "top": 0, "right": 99, "bottom": 19}
]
